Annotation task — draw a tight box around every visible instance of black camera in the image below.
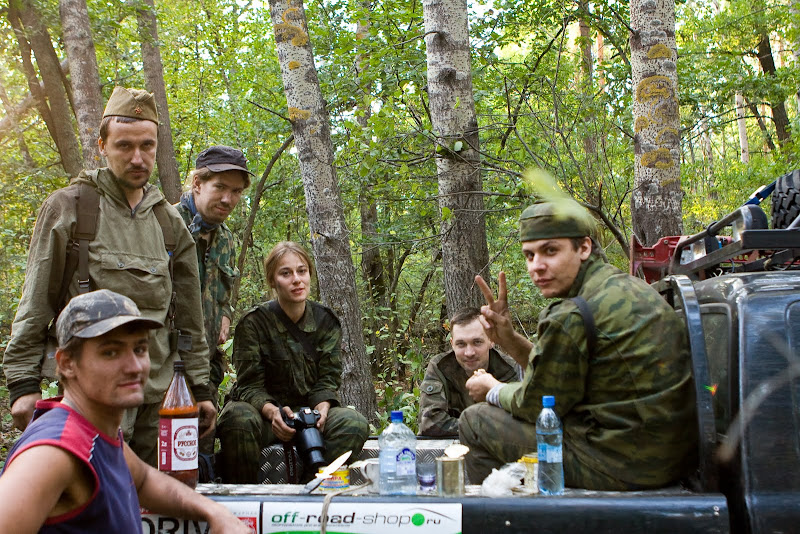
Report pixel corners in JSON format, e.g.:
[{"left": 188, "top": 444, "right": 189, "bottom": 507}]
[{"left": 283, "top": 407, "right": 326, "bottom": 472}]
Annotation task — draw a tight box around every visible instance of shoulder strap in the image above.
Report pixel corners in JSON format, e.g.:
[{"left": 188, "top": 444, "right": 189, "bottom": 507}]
[
  {"left": 267, "top": 300, "right": 322, "bottom": 364},
  {"left": 54, "top": 183, "right": 100, "bottom": 313},
  {"left": 569, "top": 296, "right": 597, "bottom": 357}
]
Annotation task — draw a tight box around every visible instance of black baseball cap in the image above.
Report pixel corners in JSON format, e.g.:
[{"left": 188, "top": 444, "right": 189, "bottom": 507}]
[{"left": 195, "top": 145, "right": 254, "bottom": 182}]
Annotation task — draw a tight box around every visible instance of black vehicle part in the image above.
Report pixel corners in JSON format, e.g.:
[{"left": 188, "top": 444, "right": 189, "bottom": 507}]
[
  {"left": 283, "top": 407, "right": 326, "bottom": 472},
  {"left": 771, "top": 169, "right": 800, "bottom": 229}
]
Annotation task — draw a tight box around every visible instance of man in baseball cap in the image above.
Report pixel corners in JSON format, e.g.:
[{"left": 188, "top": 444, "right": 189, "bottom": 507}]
[
  {"left": 0, "top": 290, "right": 251, "bottom": 533},
  {"left": 460, "top": 198, "right": 697, "bottom": 490},
  {"left": 175, "top": 146, "right": 253, "bottom": 463}
]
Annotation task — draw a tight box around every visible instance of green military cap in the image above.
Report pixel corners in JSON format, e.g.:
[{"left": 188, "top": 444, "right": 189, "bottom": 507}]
[
  {"left": 519, "top": 199, "right": 596, "bottom": 241},
  {"left": 56, "top": 289, "right": 163, "bottom": 346},
  {"left": 102, "top": 87, "right": 158, "bottom": 124}
]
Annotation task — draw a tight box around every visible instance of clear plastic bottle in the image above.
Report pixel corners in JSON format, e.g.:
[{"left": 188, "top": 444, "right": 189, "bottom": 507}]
[
  {"left": 536, "top": 395, "right": 564, "bottom": 495},
  {"left": 378, "top": 410, "right": 417, "bottom": 495},
  {"left": 158, "top": 360, "right": 199, "bottom": 488}
]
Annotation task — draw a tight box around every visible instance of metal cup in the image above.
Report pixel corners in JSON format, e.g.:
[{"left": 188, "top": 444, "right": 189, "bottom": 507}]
[{"left": 436, "top": 456, "right": 464, "bottom": 497}]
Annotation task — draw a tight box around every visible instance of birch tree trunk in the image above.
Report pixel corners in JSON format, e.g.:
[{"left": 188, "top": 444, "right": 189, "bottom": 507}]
[
  {"left": 60, "top": 0, "right": 104, "bottom": 169},
  {"left": 422, "top": 0, "right": 490, "bottom": 314},
  {"left": 630, "top": 0, "right": 682, "bottom": 246},
  {"left": 267, "top": 0, "right": 377, "bottom": 422},
  {"left": 735, "top": 93, "right": 750, "bottom": 163},
  {"left": 11, "top": 0, "right": 82, "bottom": 178},
  {"left": 135, "top": 0, "right": 182, "bottom": 203}
]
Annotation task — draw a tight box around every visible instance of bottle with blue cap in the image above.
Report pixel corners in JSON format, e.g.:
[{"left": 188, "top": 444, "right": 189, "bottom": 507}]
[
  {"left": 378, "top": 410, "right": 417, "bottom": 495},
  {"left": 536, "top": 395, "right": 564, "bottom": 495}
]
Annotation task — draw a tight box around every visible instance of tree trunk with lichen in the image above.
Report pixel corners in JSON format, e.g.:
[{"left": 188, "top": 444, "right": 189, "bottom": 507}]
[
  {"left": 630, "top": 0, "right": 682, "bottom": 246},
  {"left": 422, "top": 0, "right": 490, "bottom": 314},
  {"left": 268, "top": 0, "right": 377, "bottom": 422},
  {"left": 60, "top": 0, "right": 104, "bottom": 169}
]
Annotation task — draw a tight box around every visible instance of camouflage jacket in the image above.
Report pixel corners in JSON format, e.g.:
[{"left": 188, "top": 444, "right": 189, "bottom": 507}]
[
  {"left": 497, "top": 255, "right": 697, "bottom": 487},
  {"left": 4, "top": 168, "right": 211, "bottom": 406},
  {"left": 419, "top": 348, "right": 519, "bottom": 437},
  {"left": 230, "top": 300, "right": 342, "bottom": 412},
  {"left": 174, "top": 202, "right": 238, "bottom": 352}
]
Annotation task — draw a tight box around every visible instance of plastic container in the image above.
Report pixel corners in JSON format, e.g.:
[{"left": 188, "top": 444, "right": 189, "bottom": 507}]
[
  {"left": 158, "top": 360, "right": 199, "bottom": 488},
  {"left": 378, "top": 410, "right": 417, "bottom": 495},
  {"left": 536, "top": 395, "right": 564, "bottom": 495},
  {"left": 519, "top": 452, "right": 539, "bottom": 493}
]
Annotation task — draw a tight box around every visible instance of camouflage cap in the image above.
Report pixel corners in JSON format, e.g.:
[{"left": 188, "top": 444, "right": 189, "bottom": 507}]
[
  {"left": 519, "top": 199, "right": 597, "bottom": 241},
  {"left": 102, "top": 87, "right": 158, "bottom": 124},
  {"left": 56, "top": 289, "right": 163, "bottom": 346}
]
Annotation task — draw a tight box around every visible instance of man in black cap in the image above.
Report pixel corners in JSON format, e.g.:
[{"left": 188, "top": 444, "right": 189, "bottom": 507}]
[
  {"left": 3, "top": 87, "right": 215, "bottom": 467},
  {"left": 175, "top": 145, "right": 253, "bottom": 456},
  {"left": 0, "top": 290, "right": 250, "bottom": 534}
]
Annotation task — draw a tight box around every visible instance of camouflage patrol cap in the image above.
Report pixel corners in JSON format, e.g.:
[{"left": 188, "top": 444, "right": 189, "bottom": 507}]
[
  {"left": 102, "top": 87, "right": 158, "bottom": 124},
  {"left": 519, "top": 199, "right": 597, "bottom": 241},
  {"left": 56, "top": 289, "right": 163, "bottom": 346}
]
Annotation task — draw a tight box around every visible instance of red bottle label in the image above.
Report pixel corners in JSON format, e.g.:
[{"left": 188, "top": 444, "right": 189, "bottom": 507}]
[{"left": 158, "top": 417, "right": 199, "bottom": 471}]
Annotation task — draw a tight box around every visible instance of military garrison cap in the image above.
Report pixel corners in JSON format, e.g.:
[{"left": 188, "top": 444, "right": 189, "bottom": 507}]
[
  {"left": 519, "top": 199, "right": 597, "bottom": 241},
  {"left": 56, "top": 289, "right": 163, "bottom": 346},
  {"left": 102, "top": 87, "right": 158, "bottom": 124}
]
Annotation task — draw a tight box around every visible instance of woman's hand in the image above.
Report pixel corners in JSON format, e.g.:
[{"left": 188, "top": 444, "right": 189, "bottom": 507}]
[
  {"left": 262, "top": 403, "right": 296, "bottom": 441},
  {"left": 314, "top": 401, "right": 330, "bottom": 432}
]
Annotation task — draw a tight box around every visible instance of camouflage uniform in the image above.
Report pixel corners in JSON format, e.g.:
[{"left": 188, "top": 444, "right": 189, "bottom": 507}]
[
  {"left": 460, "top": 256, "right": 697, "bottom": 489},
  {"left": 3, "top": 168, "right": 212, "bottom": 465},
  {"left": 174, "top": 202, "right": 238, "bottom": 392},
  {"left": 216, "top": 299, "right": 369, "bottom": 483},
  {"left": 418, "top": 349, "right": 519, "bottom": 437}
]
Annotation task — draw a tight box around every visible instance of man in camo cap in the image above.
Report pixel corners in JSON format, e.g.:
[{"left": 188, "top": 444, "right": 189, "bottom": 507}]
[
  {"left": 0, "top": 290, "right": 250, "bottom": 534},
  {"left": 460, "top": 198, "right": 697, "bottom": 489}
]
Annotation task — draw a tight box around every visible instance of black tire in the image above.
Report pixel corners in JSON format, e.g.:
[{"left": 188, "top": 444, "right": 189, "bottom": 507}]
[{"left": 771, "top": 169, "right": 800, "bottom": 229}]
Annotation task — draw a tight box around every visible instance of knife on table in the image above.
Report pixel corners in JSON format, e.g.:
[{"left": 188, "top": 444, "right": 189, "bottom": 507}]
[{"left": 303, "top": 450, "right": 352, "bottom": 493}]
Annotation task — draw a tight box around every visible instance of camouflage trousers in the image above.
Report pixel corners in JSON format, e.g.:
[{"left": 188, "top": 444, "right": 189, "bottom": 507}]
[
  {"left": 216, "top": 400, "right": 369, "bottom": 484},
  {"left": 122, "top": 402, "right": 161, "bottom": 467},
  {"left": 459, "top": 403, "right": 639, "bottom": 490}
]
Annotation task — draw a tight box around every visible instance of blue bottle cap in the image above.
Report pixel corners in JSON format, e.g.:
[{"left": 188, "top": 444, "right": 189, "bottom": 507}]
[
  {"left": 390, "top": 410, "right": 404, "bottom": 422},
  {"left": 542, "top": 395, "right": 555, "bottom": 407}
]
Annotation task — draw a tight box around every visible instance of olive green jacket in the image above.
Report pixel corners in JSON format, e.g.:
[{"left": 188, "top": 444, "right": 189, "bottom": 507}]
[
  {"left": 230, "top": 300, "right": 342, "bottom": 412},
  {"left": 419, "top": 348, "right": 519, "bottom": 437},
  {"left": 497, "top": 256, "right": 697, "bottom": 487},
  {"left": 4, "top": 168, "right": 211, "bottom": 405}
]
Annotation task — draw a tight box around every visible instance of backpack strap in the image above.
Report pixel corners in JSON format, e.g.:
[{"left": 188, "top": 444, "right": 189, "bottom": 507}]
[
  {"left": 569, "top": 296, "right": 597, "bottom": 357},
  {"left": 53, "top": 182, "right": 100, "bottom": 313},
  {"left": 267, "top": 300, "right": 322, "bottom": 364}
]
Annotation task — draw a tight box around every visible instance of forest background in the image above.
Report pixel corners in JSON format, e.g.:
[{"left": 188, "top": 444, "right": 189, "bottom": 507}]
[{"left": 0, "top": 0, "right": 797, "bottom": 455}]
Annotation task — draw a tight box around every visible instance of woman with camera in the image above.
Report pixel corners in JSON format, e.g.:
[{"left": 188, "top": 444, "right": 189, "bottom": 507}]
[{"left": 216, "top": 241, "right": 369, "bottom": 483}]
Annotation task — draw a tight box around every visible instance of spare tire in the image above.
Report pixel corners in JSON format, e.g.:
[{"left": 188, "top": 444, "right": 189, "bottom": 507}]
[{"left": 771, "top": 169, "right": 800, "bottom": 228}]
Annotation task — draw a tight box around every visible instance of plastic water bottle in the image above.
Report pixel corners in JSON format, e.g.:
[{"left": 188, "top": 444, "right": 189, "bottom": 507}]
[
  {"left": 379, "top": 410, "right": 417, "bottom": 495},
  {"left": 536, "top": 395, "right": 564, "bottom": 495}
]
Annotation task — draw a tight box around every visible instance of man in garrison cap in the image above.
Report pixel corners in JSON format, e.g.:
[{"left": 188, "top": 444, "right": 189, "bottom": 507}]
[
  {"left": 459, "top": 198, "right": 698, "bottom": 489},
  {"left": 4, "top": 87, "right": 216, "bottom": 467}
]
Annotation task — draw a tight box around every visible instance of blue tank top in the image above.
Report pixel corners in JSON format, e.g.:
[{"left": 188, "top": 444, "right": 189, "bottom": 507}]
[{"left": 2, "top": 399, "right": 142, "bottom": 533}]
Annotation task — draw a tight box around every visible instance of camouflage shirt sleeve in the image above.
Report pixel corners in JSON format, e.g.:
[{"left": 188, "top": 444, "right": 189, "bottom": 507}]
[
  {"left": 231, "top": 309, "right": 274, "bottom": 412},
  {"left": 498, "top": 303, "right": 588, "bottom": 422},
  {"left": 418, "top": 358, "right": 459, "bottom": 437},
  {"left": 306, "top": 304, "right": 342, "bottom": 408}
]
